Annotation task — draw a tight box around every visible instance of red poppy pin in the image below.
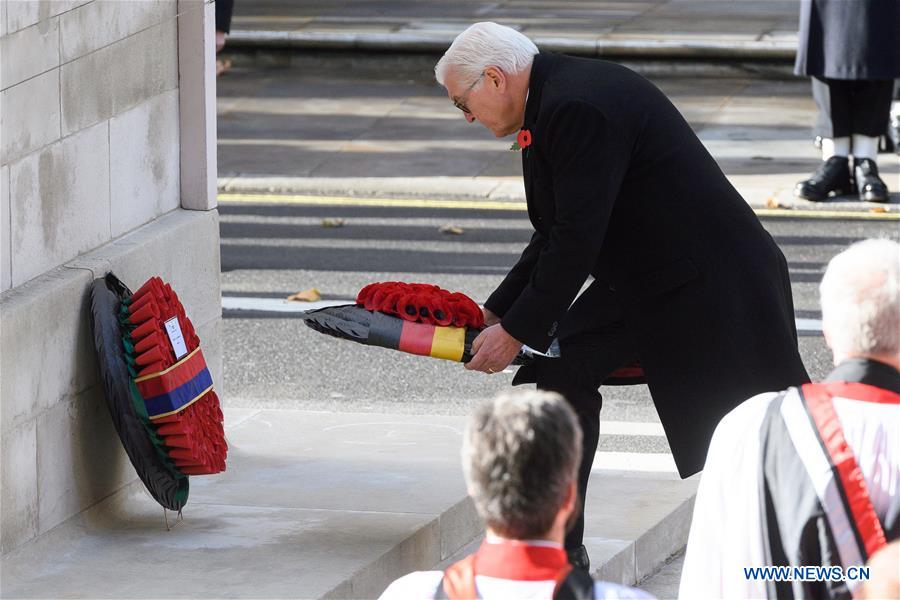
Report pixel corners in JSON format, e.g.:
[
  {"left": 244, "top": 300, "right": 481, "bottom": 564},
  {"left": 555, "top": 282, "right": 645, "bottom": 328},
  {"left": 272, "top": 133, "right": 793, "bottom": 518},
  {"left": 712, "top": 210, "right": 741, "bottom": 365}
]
[{"left": 510, "top": 129, "right": 532, "bottom": 151}]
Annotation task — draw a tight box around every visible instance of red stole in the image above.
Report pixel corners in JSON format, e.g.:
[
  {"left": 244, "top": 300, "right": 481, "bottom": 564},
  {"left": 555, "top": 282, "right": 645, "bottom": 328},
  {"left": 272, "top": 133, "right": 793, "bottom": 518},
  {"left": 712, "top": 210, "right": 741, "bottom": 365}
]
[
  {"left": 442, "top": 539, "right": 572, "bottom": 599},
  {"left": 802, "top": 381, "right": 900, "bottom": 560}
]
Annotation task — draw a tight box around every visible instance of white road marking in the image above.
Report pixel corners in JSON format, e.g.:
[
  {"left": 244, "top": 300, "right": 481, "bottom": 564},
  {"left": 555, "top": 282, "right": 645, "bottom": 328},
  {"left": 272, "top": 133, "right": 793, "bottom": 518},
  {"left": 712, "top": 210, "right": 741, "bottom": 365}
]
[
  {"left": 796, "top": 318, "right": 823, "bottom": 332},
  {"left": 592, "top": 451, "right": 679, "bottom": 474},
  {"left": 222, "top": 296, "right": 824, "bottom": 333}
]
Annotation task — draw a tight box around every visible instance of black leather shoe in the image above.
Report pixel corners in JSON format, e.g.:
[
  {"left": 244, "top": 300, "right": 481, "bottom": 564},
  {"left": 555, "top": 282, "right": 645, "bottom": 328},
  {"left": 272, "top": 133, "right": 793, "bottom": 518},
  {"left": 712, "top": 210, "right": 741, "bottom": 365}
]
[
  {"left": 854, "top": 158, "right": 889, "bottom": 203},
  {"left": 567, "top": 545, "right": 591, "bottom": 571},
  {"left": 794, "top": 156, "right": 853, "bottom": 201}
]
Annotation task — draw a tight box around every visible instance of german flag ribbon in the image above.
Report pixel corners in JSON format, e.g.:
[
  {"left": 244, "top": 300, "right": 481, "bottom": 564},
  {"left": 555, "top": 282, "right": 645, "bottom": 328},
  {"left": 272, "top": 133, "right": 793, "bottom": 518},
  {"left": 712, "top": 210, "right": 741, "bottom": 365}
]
[
  {"left": 135, "top": 347, "right": 214, "bottom": 419},
  {"left": 368, "top": 311, "right": 466, "bottom": 362}
]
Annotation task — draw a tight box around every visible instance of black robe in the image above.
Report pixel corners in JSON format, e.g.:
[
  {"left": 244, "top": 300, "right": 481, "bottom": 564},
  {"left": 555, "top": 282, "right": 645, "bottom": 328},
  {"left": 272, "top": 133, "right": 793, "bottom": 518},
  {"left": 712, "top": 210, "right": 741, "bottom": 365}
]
[{"left": 484, "top": 52, "right": 810, "bottom": 477}]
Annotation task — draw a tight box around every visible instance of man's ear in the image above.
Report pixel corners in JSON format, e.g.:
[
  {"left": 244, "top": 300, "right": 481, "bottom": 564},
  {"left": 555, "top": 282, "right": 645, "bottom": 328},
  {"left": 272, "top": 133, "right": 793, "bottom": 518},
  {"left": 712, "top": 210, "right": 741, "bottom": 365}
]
[
  {"left": 484, "top": 66, "right": 507, "bottom": 92},
  {"left": 563, "top": 479, "right": 577, "bottom": 512}
]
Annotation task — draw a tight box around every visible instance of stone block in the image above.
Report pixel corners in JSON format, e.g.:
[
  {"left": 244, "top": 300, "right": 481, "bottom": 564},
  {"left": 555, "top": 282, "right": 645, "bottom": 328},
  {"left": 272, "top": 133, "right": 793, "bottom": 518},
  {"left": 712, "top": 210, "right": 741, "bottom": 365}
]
[
  {"left": 437, "top": 535, "right": 483, "bottom": 569},
  {"left": 9, "top": 121, "right": 110, "bottom": 286},
  {"left": 0, "top": 267, "right": 96, "bottom": 434},
  {"left": 1, "top": 164, "right": 9, "bottom": 290},
  {"left": 1, "top": 70, "right": 61, "bottom": 164},
  {"left": 5, "top": 0, "right": 47, "bottom": 33},
  {"left": 591, "top": 539, "right": 635, "bottom": 584},
  {"left": 70, "top": 209, "right": 222, "bottom": 329},
  {"left": 178, "top": 0, "right": 217, "bottom": 211},
  {"left": 0, "top": 211, "right": 219, "bottom": 435},
  {"left": 60, "top": 17, "right": 177, "bottom": 136},
  {"left": 634, "top": 493, "right": 695, "bottom": 582},
  {"left": 109, "top": 90, "right": 180, "bottom": 237},
  {"left": 60, "top": 0, "right": 175, "bottom": 62},
  {"left": 36, "top": 385, "right": 134, "bottom": 537},
  {"left": 0, "top": 17, "right": 59, "bottom": 90},
  {"left": 4, "top": 1, "right": 87, "bottom": 35},
  {"left": 438, "top": 496, "right": 480, "bottom": 561},
  {"left": 0, "top": 420, "right": 37, "bottom": 554}
]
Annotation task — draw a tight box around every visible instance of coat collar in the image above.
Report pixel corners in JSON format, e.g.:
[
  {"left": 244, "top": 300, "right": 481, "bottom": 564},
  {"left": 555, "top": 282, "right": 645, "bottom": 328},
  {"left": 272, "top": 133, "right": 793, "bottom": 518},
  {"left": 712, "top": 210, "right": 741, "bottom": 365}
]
[
  {"left": 523, "top": 52, "right": 560, "bottom": 130},
  {"left": 825, "top": 358, "right": 900, "bottom": 394}
]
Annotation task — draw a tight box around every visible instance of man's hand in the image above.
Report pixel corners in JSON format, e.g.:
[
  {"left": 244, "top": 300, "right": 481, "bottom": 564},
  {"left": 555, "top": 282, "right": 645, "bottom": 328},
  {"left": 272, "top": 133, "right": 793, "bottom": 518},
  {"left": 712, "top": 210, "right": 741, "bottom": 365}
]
[
  {"left": 482, "top": 307, "right": 501, "bottom": 327},
  {"left": 465, "top": 324, "right": 523, "bottom": 374}
]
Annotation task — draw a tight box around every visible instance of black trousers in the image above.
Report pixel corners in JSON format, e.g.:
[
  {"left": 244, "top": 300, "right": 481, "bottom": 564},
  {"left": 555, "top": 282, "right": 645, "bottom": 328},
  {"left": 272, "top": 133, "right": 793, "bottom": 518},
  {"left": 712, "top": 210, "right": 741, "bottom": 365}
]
[
  {"left": 512, "top": 279, "right": 637, "bottom": 551},
  {"left": 812, "top": 77, "right": 894, "bottom": 138}
]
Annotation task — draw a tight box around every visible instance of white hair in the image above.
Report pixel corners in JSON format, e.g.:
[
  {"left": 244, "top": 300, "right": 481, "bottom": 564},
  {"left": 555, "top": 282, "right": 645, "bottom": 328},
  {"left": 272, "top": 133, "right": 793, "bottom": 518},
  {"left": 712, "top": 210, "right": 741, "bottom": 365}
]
[
  {"left": 435, "top": 22, "right": 538, "bottom": 87},
  {"left": 819, "top": 238, "right": 900, "bottom": 359}
]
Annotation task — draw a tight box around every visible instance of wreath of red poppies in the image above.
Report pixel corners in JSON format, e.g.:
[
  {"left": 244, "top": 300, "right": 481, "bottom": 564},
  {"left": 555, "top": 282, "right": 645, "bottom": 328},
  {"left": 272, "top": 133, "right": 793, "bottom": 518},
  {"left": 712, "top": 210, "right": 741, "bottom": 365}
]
[
  {"left": 356, "top": 282, "right": 484, "bottom": 329},
  {"left": 126, "top": 277, "right": 227, "bottom": 476}
]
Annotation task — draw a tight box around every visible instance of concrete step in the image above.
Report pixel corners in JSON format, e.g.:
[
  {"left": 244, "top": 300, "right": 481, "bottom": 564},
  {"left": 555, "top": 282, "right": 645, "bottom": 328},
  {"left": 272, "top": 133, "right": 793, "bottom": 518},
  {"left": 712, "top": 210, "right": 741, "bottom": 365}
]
[{"left": 1, "top": 407, "right": 697, "bottom": 598}]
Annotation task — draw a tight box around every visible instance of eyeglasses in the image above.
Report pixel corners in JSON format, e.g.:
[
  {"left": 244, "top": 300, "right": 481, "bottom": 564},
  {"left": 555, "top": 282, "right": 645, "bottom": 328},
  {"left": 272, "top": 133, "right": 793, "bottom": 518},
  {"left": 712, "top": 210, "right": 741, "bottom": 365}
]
[{"left": 452, "top": 72, "right": 485, "bottom": 115}]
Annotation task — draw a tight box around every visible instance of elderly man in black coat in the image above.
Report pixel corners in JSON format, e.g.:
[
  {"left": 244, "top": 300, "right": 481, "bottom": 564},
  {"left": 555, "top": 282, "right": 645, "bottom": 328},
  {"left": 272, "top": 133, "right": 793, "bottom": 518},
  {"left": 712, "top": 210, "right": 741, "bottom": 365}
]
[
  {"left": 436, "top": 22, "right": 810, "bottom": 568},
  {"left": 435, "top": 23, "right": 808, "bottom": 566}
]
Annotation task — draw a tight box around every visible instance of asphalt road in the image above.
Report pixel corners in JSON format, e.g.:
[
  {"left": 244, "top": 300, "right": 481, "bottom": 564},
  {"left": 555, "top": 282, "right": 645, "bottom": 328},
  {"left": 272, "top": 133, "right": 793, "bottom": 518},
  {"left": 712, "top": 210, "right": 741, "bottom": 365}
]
[{"left": 219, "top": 199, "right": 897, "bottom": 453}]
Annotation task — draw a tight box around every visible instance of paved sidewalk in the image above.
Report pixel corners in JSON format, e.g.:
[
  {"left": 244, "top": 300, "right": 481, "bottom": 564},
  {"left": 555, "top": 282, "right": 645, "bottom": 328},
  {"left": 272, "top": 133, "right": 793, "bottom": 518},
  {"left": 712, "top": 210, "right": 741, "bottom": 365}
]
[
  {"left": 1, "top": 407, "right": 696, "bottom": 598},
  {"left": 226, "top": 0, "right": 800, "bottom": 59}
]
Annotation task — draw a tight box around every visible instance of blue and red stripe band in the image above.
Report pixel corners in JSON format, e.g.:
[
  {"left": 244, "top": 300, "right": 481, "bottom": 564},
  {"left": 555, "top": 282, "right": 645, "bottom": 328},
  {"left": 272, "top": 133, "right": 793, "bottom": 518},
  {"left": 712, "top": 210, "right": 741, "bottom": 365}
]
[{"left": 135, "top": 347, "right": 214, "bottom": 419}]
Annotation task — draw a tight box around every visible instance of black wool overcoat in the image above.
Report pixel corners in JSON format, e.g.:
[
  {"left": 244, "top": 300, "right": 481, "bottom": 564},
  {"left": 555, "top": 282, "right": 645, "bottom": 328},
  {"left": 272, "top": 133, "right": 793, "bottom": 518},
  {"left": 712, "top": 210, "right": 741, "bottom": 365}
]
[
  {"left": 795, "top": 0, "right": 900, "bottom": 80},
  {"left": 484, "top": 53, "right": 810, "bottom": 478}
]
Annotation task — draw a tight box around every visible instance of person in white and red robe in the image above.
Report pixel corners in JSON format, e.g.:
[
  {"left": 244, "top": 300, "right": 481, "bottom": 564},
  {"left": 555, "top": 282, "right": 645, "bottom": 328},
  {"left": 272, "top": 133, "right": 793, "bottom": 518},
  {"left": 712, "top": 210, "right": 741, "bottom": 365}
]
[{"left": 680, "top": 239, "right": 900, "bottom": 600}]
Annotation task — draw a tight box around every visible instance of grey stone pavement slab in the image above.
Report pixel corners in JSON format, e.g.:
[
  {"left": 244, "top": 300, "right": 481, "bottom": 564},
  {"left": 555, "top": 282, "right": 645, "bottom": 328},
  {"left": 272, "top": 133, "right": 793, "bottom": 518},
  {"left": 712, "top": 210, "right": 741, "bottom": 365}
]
[
  {"left": 225, "top": 0, "right": 800, "bottom": 59},
  {"left": 216, "top": 56, "right": 900, "bottom": 211},
  {"left": 2, "top": 407, "right": 696, "bottom": 598}
]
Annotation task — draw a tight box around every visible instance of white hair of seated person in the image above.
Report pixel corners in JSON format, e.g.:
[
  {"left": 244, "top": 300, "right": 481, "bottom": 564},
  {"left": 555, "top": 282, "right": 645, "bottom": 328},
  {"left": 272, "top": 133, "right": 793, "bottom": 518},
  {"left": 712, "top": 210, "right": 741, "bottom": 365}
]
[
  {"left": 435, "top": 22, "right": 538, "bottom": 87},
  {"left": 461, "top": 389, "right": 582, "bottom": 539},
  {"left": 820, "top": 238, "right": 900, "bottom": 367}
]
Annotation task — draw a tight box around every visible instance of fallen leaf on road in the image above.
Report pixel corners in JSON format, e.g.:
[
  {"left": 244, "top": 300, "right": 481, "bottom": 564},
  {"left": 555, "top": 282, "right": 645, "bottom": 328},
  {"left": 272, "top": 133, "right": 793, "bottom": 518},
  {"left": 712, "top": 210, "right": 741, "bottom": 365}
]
[
  {"left": 439, "top": 225, "right": 465, "bottom": 235},
  {"left": 765, "top": 197, "right": 791, "bottom": 209},
  {"left": 869, "top": 206, "right": 888, "bottom": 213},
  {"left": 322, "top": 218, "right": 345, "bottom": 227},
  {"left": 287, "top": 288, "right": 322, "bottom": 302},
  {"left": 215, "top": 58, "right": 232, "bottom": 77}
]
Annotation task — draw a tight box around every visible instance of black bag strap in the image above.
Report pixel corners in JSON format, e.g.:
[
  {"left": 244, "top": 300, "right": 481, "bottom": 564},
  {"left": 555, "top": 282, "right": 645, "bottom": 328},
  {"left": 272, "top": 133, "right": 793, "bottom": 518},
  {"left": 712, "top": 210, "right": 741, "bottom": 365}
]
[{"left": 553, "top": 568, "right": 596, "bottom": 600}]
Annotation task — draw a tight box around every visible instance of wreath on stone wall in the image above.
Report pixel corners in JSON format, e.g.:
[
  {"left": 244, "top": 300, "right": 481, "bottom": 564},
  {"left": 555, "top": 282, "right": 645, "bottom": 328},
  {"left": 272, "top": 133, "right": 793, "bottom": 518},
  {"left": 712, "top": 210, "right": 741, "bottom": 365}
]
[{"left": 89, "top": 273, "right": 226, "bottom": 512}]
